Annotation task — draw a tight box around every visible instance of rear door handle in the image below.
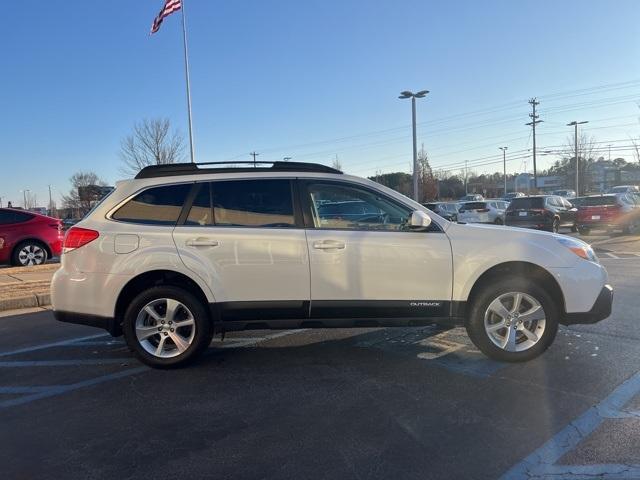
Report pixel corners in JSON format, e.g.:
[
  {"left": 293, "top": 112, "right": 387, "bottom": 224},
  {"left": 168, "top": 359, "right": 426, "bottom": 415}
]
[
  {"left": 186, "top": 238, "right": 219, "bottom": 247},
  {"left": 312, "top": 240, "right": 345, "bottom": 250}
]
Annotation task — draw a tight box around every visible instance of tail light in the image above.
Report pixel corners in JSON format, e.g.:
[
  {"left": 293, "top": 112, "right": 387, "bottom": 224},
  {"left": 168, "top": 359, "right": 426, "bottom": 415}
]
[{"left": 63, "top": 227, "right": 99, "bottom": 253}]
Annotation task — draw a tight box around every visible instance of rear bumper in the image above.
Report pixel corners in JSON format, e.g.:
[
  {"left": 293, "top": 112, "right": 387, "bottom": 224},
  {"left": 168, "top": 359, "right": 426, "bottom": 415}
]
[
  {"left": 53, "top": 310, "right": 120, "bottom": 336},
  {"left": 505, "top": 219, "right": 552, "bottom": 230},
  {"left": 563, "top": 284, "right": 613, "bottom": 325}
]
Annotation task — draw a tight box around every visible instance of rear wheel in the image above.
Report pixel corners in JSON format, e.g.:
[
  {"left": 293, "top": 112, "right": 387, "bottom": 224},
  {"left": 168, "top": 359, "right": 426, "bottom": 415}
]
[
  {"left": 623, "top": 221, "right": 639, "bottom": 235},
  {"left": 571, "top": 223, "right": 578, "bottom": 233},
  {"left": 123, "top": 286, "right": 213, "bottom": 368},
  {"left": 11, "top": 241, "right": 48, "bottom": 266},
  {"left": 551, "top": 218, "right": 560, "bottom": 233},
  {"left": 465, "top": 277, "right": 559, "bottom": 362}
]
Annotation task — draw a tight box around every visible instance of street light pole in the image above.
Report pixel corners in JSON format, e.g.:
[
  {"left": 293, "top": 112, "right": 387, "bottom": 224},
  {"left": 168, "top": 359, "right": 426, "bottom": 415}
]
[
  {"left": 399, "top": 90, "right": 429, "bottom": 201},
  {"left": 499, "top": 147, "right": 508, "bottom": 196},
  {"left": 22, "top": 189, "right": 29, "bottom": 209},
  {"left": 567, "top": 121, "right": 588, "bottom": 195}
]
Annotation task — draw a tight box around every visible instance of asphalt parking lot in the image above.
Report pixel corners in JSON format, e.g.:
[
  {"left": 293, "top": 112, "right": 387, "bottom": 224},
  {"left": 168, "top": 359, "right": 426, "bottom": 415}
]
[{"left": 0, "top": 256, "right": 639, "bottom": 480}]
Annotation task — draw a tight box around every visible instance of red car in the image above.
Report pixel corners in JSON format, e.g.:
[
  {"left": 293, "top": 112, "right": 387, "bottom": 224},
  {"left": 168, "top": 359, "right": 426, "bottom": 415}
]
[
  {"left": 576, "top": 193, "right": 639, "bottom": 235},
  {"left": 0, "top": 208, "right": 63, "bottom": 266}
]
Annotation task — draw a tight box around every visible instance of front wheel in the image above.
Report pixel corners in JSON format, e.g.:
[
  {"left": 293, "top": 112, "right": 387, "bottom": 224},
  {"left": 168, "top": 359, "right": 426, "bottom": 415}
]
[
  {"left": 123, "top": 286, "right": 213, "bottom": 368},
  {"left": 465, "top": 278, "right": 559, "bottom": 362}
]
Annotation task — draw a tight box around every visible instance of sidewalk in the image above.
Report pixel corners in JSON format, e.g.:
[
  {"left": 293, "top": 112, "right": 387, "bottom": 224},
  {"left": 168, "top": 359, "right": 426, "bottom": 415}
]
[{"left": 0, "top": 264, "right": 58, "bottom": 312}]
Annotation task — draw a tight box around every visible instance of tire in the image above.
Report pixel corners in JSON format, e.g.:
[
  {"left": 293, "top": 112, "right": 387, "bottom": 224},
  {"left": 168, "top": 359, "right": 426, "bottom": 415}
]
[
  {"left": 494, "top": 218, "right": 503, "bottom": 225},
  {"left": 551, "top": 218, "right": 560, "bottom": 233},
  {"left": 123, "top": 286, "right": 213, "bottom": 369},
  {"left": 11, "top": 240, "right": 48, "bottom": 266},
  {"left": 578, "top": 227, "right": 591, "bottom": 236},
  {"left": 623, "top": 221, "right": 638, "bottom": 235},
  {"left": 571, "top": 224, "right": 578, "bottom": 233},
  {"left": 465, "top": 277, "right": 559, "bottom": 362}
]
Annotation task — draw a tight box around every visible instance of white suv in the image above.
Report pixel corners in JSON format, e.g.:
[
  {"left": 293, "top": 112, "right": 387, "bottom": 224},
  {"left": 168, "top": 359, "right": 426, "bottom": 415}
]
[{"left": 52, "top": 162, "right": 613, "bottom": 368}]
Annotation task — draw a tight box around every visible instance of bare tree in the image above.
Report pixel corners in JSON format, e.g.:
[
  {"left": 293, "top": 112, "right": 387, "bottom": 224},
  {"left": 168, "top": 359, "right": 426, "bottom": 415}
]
[
  {"left": 120, "top": 118, "right": 185, "bottom": 177},
  {"left": 417, "top": 145, "right": 438, "bottom": 201},
  {"left": 631, "top": 102, "right": 640, "bottom": 163},
  {"left": 62, "top": 171, "right": 107, "bottom": 217},
  {"left": 331, "top": 155, "right": 343, "bottom": 171},
  {"left": 24, "top": 191, "right": 37, "bottom": 210},
  {"left": 559, "top": 132, "right": 597, "bottom": 192}
]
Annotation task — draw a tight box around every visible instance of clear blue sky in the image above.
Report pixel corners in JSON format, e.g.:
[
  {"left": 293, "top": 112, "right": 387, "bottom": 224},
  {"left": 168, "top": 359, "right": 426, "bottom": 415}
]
[{"left": 2, "top": 0, "right": 639, "bottom": 207}]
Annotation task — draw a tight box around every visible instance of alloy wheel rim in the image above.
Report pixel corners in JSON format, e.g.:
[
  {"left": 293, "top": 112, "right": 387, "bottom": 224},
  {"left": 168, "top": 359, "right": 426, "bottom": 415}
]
[
  {"left": 18, "top": 245, "right": 45, "bottom": 266},
  {"left": 484, "top": 292, "right": 546, "bottom": 352},
  {"left": 135, "top": 298, "right": 196, "bottom": 358}
]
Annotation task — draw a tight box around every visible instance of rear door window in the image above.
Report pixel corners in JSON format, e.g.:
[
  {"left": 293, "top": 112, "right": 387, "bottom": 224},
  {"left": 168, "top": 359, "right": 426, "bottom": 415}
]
[
  {"left": 185, "top": 183, "right": 213, "bottom": 226},
  {"left": 112, "top": 184, "right": 192, "bottom": 225},
  {"left": 211, "top": 179, "right": 295, "bottom": 228},
  {"left": 0, "top": 211, "right": 33, "bottom": 224}
]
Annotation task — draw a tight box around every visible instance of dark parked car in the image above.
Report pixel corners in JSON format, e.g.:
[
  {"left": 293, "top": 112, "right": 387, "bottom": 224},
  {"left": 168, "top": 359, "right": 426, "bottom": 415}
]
[
  {"left": 504, "top": 195, "right": 577, "bottom": 233},
  {"left": 0, "top": 208, "right": 63, "bottom": 266},
  {"left": 576, "top": 194, "right": 639, "bottom": 235},
  {"left": 423, "top": 202, "right": 459, "bottom": 222}
]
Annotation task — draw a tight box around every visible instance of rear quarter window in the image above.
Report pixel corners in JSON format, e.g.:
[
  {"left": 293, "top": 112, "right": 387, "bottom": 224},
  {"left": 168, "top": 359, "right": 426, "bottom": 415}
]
[{"left": 112, "top": 183, "right": 192, "bottom": 225}]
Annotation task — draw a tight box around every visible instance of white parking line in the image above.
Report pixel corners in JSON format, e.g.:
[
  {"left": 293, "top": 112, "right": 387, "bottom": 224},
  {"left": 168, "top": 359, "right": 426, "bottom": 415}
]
[
  {"left": 501, "top": 369, "right": 640, "bottom": 479},
  {"left": 0, "top": 329, "right": 308, "bottom": 409}
]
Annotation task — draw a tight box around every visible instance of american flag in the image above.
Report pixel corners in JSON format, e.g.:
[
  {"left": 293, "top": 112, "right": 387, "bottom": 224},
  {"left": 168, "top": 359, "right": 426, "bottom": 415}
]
[{"left": 151, "top": 0, "right": 182, "bottom": 34}]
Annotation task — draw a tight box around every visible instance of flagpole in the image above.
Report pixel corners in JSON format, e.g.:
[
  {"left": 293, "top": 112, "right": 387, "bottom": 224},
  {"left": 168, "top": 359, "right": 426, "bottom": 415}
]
[{"left": 180, "top": 0, "right": 195, "bottom": 163}]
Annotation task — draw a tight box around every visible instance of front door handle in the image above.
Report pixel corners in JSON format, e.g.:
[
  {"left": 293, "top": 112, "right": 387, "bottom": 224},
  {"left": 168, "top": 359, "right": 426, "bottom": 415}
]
[
  {"left": 186, "top": 238, "right": 219, "bottom": 247},
  {"left": 313, "top": 240, "right": 345, "bottom": 250}
]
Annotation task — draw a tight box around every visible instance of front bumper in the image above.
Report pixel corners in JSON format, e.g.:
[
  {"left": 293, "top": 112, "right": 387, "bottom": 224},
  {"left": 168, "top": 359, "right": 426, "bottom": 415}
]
[{"left": 563, "top": 284, "right": 613, "bottom": 325}]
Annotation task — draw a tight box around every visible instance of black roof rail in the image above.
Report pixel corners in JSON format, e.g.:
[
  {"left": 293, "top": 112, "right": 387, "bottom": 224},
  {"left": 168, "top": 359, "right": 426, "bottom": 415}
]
[{"left": 134, "top": 161, "right": 342, "bottom": 179}]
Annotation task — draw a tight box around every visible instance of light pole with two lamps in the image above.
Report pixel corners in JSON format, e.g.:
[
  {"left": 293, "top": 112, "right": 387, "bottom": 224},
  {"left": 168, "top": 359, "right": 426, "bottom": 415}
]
[{"left": 399, "top": 90, "right": 429, "bottom": 201}]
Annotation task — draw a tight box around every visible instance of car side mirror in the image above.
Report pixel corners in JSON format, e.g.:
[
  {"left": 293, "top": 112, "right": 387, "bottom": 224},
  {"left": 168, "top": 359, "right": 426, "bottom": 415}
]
[{"left": 409, "top": 210, "right": 432, "bottom": 230}]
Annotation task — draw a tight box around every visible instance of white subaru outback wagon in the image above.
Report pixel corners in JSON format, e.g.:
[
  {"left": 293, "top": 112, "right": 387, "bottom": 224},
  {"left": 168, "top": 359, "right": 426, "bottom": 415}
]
[{"left": 52, "top": 161, "right": 613, "bottom": 368}]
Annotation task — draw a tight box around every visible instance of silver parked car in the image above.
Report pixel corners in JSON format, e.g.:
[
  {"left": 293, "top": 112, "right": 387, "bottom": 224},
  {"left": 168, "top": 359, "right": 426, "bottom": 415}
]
[{"left": 457, "top": 200, "right": 508, "bottom": 225}]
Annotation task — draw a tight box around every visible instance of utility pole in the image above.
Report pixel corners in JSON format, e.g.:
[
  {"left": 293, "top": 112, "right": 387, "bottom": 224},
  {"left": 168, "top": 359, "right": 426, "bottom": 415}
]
[
  {"left": 499, "top": 147, "right": 508, "bottom": 196},
  {"left": 526, "top": 98, "right": 543, "bottom": 192},
  {"left": 465, "top": 160, "right": 468, "bottom": 194},
  {"left": 22, "top": 189, "right": 29, "bottom": 209},
  {"left": 250, "top": 151, "right": 259, "bottom": 167},
  {"left": 48, "top": 185, "right": 53, "bottom": 215},
  {"left": 567, "top": 121, "right": 588, "bottom": 195},
  {"left": 399, "top": 90, "right": 429, "bottom": 201}
]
